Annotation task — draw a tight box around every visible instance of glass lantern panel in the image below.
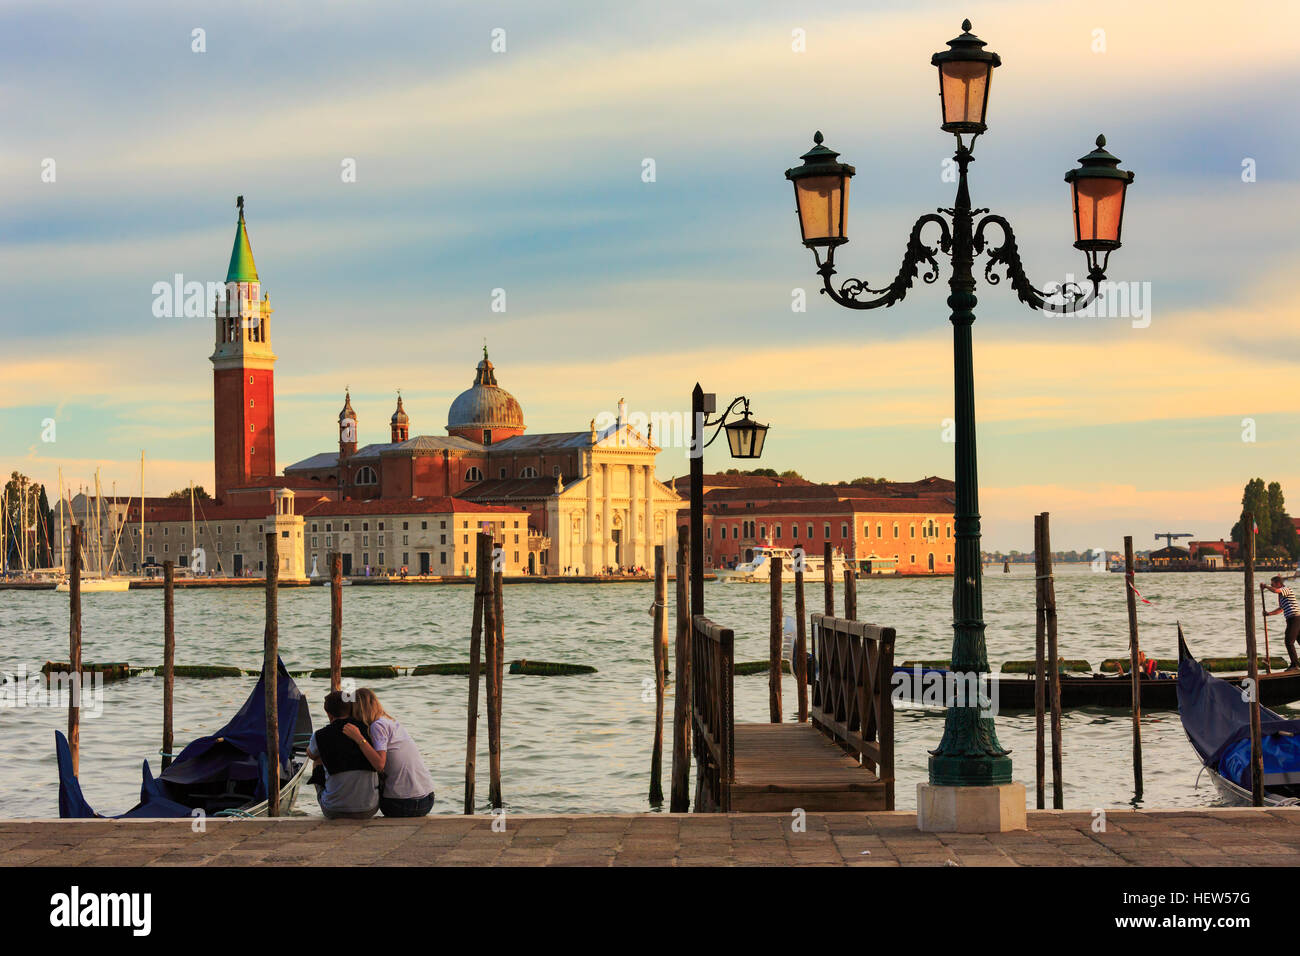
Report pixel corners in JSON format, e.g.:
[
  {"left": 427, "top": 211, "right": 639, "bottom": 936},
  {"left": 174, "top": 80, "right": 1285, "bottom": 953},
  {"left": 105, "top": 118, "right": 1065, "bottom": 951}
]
[
  {"left": 796, "top": 175, "right": 848, "bottom": 241},
  {"left": 940, "top": 61, "right": 990, "bottom": 127},
  {"left": 1073, "top": 177, "right": 1125, "bottom": 243}
]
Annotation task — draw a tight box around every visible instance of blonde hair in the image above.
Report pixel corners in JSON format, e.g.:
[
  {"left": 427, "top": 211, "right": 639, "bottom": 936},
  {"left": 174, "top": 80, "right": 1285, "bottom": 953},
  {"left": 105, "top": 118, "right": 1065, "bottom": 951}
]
[{"left": 353, "top": 688, "right": 392, "bottom": 726}]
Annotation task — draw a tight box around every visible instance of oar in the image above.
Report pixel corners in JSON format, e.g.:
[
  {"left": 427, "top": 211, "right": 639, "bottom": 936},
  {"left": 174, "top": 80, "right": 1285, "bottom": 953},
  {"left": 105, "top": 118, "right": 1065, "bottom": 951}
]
[{"left": 1260, "top": 583, "right": 1272, "bottom": 674}]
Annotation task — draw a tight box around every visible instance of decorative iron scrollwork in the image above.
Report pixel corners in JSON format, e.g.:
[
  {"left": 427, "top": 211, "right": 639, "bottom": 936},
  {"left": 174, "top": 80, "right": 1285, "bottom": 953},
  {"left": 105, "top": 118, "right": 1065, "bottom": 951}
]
[{"left": 816, "top": 214, "right": 952, "bottom": 310}]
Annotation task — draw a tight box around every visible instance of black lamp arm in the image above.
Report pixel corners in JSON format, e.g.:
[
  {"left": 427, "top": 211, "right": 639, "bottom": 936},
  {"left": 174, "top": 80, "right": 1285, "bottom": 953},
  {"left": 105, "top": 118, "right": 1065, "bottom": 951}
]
[
  {"left": 816, "top": 213, "right": 952, "bottom": 310},
  {"left": 973, "top": 214, "right": 1106, "bottom": 314},
  {"left": 701, "top": 396, "right": 750, "bottom": 449}
]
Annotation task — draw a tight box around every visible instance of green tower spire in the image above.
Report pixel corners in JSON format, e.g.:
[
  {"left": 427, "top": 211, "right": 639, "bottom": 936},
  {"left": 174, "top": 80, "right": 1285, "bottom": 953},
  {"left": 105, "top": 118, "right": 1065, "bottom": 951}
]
[{"left": 226, "top": 195, "right": 259, "bottom": 283}]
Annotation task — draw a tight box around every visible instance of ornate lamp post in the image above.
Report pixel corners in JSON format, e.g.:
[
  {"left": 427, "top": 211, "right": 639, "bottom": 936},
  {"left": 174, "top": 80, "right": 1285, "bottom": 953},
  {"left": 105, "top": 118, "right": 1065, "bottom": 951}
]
[
  {"left": 690, "top": 385, "right": 768, "bottom": 616},
  {"left": 785, "top": 20, "right": 1134, "bottom": 821}
]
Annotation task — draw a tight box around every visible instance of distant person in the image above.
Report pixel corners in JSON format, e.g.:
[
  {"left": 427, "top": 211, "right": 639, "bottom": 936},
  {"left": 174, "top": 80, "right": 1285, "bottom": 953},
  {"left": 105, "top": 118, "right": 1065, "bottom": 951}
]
[
  {"left": 344, "top": 688, "right": 436, "bottom": 817},
  {"left": 1266, "top": 576, "right": 1300, "bottom": 669},
  {"left": 305, "top": 691, "right": 379, "bottom": 819}
]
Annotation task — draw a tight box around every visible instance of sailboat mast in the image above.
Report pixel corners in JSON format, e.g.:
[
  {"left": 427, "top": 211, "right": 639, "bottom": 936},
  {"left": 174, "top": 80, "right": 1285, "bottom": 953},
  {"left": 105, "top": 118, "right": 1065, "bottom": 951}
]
[
  {"left": 19, "top": 477, "right": 27, "bottom": 573},
  {"left": 140, "top": 451, "right": 145, "bottom": 575},
  {"left": 190, "top": 481, "right": 196, "bottom": 569},
  {"left": 58, "top": 469, "right": 65, "bottom": 570}
]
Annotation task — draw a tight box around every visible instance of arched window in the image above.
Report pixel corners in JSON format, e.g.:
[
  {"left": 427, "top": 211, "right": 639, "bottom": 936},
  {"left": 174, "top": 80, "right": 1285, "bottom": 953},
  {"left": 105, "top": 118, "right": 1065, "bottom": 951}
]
[
  {"left": 355, "top": 466, "right": 378, "bottom": 485},
  {"left": 465, "top": 467, "right": 484, "bottom": 482},
  {"left": 520, "top": 466, "right": 539, "bottom": 478},
  {"left": 892, "top": 522, "right": 899, "bottom": 538}
]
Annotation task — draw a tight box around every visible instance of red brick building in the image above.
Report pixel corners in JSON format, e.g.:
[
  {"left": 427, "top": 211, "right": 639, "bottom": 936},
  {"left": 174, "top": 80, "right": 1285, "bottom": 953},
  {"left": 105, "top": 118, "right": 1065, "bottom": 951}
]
[{"left": 669, "top": 474, "right": 957, "bottom": 575}]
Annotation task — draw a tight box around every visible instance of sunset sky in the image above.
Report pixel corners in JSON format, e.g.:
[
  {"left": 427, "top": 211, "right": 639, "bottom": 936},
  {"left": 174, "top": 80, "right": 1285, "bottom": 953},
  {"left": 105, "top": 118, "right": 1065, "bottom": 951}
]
[{"left": 3, "top": 0, "right": 1297, "bottom": 551}]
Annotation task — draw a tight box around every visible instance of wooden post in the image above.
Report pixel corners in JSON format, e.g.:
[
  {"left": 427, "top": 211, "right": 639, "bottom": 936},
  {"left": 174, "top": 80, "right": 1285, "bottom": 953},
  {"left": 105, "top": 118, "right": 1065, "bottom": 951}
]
[
  {"left": 1041, "top": 512, "right": 1063, "bottom": 809},
  {"left": 263, "top": 533, "right": 280, "bottom": 817},
  {"left": 162, "top": 560, "right": 175, "bottom": 771},
  {"left": 1123, "top": 536, "right": 1143, "bottom": 800},
  {"left": 769, "top": 556, "right": 783, "bottom": 723},
  {"left": 795, "top": 563, "right": 808, "bottom": 723},
  {"left": 1033, "top": 515, "right": 1045, "bottom": 810},
  {"left": 67, "top": 524, "right": 82, "bottom": 775},
  {"left": 843, "top": 567, "right": 857, "bottom": 620},
  {"left": 1260, "top": 584, "right": 1273, "bottom": 674},
  {"left": 822, "top": 542, "right": 834, "bottom": 616},
  {"left": 484, "top": 536, "right": 502, "bottom": 809},
  {"left": 329, "top": 552, "right": 343, "bottom": 692},
  {"left": 493, "top": 559, "right": 505, "bottom": 807},
  {"left": 670, "top": 535, "right": 691, "bottom": 812},
  {"left": 1244, "top": 513, "right": 1264, "bottom": 807},
  {"left": 650, "top": 545, "right": 666, "bottom": 805},
  {"left": 464, "top": 534, "right": 488, "bottom": 814}
]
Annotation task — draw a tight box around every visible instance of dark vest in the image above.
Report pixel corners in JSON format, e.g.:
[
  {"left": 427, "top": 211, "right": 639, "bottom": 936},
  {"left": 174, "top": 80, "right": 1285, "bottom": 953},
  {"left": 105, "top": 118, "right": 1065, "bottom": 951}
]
[{"left": 314, "top": 718, "right": 373, "bottom": 774}]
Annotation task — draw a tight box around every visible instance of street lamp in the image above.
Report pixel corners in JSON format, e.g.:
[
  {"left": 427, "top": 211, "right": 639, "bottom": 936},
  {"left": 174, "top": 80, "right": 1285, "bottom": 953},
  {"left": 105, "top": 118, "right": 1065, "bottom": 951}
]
[
  {"left": 690, "top": 384, "right": 768, "bottom": 617},
  {"left": 784, "top": 20, "right": 1134, "bottom": 809}
]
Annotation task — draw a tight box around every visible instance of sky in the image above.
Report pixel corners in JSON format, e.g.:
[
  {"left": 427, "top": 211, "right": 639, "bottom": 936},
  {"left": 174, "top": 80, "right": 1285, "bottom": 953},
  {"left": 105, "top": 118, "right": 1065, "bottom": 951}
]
[{"left": 2, "top": 0, "right": 1298, "bottom": 552}]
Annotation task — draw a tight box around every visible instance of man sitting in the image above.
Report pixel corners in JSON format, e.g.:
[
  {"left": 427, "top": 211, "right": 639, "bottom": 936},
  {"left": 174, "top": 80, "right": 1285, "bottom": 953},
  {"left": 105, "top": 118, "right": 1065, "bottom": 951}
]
[{"left": 306, "top": 691, "right": 379, "bottom": 819}]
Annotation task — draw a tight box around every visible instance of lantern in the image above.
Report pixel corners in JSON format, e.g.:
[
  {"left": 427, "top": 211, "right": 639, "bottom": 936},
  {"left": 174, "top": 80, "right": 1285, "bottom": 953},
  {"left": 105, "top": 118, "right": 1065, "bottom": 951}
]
[
  {"left": 784, "top": 132, "right": 855, "bottom": 248},
  {"left": 1064, "top": 134, "right": 1135, "bottom": 250},
  {"left": 724, "top": 405, "right": 768, "bottom": 459},
  {"left": 931, "top": 20, "right": 1000, "bottom": 135}
]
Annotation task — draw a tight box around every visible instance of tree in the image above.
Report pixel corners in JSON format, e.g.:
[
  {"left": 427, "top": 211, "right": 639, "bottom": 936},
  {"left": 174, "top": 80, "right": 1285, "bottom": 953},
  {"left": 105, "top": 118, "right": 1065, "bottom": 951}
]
[
  {"left": 35, "top": 484, "right": 53, "bottom": 568},
  {"left": 166, "top": 486, "right": 211, "bottom": 500},
  {"left": 1231, "top": 478, "right": 1270, "bottom": 549},
  {"left": 2, "top": 471, "right": 45, "bottom": 572}
]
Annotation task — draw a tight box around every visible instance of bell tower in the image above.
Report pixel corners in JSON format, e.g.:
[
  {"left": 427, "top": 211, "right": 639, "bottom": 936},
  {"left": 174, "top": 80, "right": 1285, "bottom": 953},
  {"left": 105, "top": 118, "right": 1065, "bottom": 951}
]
[{"left": 211, "top": 197, "right": 276, "bottom": 499}]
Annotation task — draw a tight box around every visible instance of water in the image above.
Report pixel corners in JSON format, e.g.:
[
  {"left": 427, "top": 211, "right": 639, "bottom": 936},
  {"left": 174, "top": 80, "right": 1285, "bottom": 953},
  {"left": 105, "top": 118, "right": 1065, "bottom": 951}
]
[{"left": 0, "top": 566, "right": 1285, "bottom": 818}]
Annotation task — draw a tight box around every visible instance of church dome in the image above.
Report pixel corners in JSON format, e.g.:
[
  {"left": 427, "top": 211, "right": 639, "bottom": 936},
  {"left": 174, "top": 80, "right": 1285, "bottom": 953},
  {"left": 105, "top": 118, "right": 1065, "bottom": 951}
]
[
  {"left": 391, "top": 393, "right": 409, "bottom": 425},
  {"left": 447, "top": 350, "right": 524, "bottom": 437}
]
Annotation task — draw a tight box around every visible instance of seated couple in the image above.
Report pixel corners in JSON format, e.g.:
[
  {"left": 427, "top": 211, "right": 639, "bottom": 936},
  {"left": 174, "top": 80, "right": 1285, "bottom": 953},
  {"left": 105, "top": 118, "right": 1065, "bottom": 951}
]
[{"left": 306, "top": 688, "right": 436, "bottom": 818}]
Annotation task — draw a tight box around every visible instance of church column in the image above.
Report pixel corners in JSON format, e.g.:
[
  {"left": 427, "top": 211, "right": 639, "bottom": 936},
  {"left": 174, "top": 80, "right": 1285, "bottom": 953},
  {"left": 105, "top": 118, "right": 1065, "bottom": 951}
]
[
  {"left": 585, "top": 451, "right": 596, "bottom": 575},
  {"left": 644, "top": 462, "right": 655, "bottom": 566},
  {"left": 601, "top": 462, "right": 612, "bottom": 570},
  {"left": 627, "top": 462, "right": 639, "bottom": 569}
]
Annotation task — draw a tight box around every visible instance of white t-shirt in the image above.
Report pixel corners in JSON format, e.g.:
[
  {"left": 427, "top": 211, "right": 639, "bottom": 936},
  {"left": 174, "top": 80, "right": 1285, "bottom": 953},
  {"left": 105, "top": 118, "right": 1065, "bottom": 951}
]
[{"left": 370, "top": 717, "right": 436, "bottom": 800}]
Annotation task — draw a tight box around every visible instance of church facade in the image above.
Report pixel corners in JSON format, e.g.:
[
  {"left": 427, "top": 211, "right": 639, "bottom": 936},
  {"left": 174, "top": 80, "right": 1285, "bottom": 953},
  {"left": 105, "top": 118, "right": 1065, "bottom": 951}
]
[{"left": 189, "top": 199, "right": 681, "bottom": 577}]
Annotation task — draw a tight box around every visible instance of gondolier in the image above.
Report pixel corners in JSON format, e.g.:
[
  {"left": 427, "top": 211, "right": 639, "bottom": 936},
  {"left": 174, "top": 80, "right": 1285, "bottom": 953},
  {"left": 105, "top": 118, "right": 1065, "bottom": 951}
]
[{"left": 1265, "top": 576, "right": 1300, "bottom": 670}]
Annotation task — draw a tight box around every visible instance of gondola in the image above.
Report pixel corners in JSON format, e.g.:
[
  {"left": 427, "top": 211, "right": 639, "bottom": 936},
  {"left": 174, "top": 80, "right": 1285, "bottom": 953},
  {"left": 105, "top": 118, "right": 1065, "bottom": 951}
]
[
  {"left": 1177, "top": 630, "right": 1300, "bottom": 807},
  {"left": 55, "top": 658, "right": 313, "bottom": 818},
  {"left": 891, "top": 655, "right": 1300, "bottom": 711}
]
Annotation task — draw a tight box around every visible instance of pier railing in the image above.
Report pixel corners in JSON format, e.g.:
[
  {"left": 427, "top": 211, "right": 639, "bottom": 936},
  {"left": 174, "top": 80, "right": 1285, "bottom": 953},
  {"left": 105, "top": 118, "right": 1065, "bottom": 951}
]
[
  {"left": 691, "top": 614, "right": 734, "bottom": 812},
  {"left": 810, "top": 614, "right": 896, "bottom": 808}
]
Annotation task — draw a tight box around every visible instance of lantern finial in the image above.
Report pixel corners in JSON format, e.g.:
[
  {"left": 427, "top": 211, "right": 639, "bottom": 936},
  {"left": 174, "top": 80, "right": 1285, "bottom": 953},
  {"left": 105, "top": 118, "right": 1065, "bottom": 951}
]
[
  {"left": 962, "top": 18, "right": 971, "bottom": 31},
  {"left": 1096, "top": 133, "right": 1106, "bottom": 148},
  {"left": 814, "top": 130, "right": 824, "bottom": 145}
]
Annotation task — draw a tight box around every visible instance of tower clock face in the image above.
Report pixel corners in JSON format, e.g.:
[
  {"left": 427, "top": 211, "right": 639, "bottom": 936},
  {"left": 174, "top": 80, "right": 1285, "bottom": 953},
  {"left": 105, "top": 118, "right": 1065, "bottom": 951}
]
[{"left": 341, "top": 418, "right": 357, "bottom": 443}]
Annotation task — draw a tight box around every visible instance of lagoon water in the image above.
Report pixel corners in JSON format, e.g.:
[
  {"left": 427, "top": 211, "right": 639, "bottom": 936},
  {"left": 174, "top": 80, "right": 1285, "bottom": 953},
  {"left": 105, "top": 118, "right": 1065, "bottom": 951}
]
[{"left": 0, "top": 565, "right": 1286, "bottom": 818}]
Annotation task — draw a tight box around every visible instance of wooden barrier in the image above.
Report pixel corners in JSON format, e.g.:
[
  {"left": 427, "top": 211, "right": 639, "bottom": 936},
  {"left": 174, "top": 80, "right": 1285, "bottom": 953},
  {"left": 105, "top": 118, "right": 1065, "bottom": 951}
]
[
  {"left": 329, "top": 552, "right": 343, "bottom": 692},
  {"left": 262, "top": 534, "right": 280, "bottom": 817},
  {"left": 809, "top": 613, "right": 896, "bottom": 809},
  {"left": 67, "top": 524, "right": 82, "bottom": 775},
  {"left": 691, "top": 614, "right": 734, "bottom": 812},
  {"left": 162, "top": 560, "right": 175, "bottom": 771},
  {"left": 650, "top": 545, "right": 666, "bottom": 805},
  {"left": 768, "top": 556, "right": 782, "bottom": 723},
  {"left": 670, "top": 536, "right": 692, "bottom": 813}
]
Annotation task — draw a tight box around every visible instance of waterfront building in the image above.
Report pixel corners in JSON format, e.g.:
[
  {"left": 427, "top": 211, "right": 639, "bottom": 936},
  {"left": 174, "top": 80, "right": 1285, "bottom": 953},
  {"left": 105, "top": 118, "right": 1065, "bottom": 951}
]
[
  {"left": 668, "top": 473, "right": 956, "bottom": 575},
  {"left": 66, "top": 201, "right": 680, "bottom": 578}
]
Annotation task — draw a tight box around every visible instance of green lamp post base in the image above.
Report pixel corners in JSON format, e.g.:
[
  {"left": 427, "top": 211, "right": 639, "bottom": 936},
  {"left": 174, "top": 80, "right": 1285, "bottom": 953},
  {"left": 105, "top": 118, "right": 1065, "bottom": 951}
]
[{"left": 928, "top": 752, "right": 1014, "bottom": 788}]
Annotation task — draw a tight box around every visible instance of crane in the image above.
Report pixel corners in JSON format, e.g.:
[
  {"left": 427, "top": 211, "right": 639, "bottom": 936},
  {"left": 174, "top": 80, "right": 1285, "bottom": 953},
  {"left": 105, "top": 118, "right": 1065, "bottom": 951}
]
[{"left": 1154, "top": 532, "right": 1194, "bottom": 549}]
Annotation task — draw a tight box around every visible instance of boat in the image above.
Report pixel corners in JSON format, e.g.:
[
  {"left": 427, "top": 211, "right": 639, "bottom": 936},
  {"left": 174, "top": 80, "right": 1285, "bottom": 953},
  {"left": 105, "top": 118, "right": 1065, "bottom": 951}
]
[
  {"left": 716, "top": 545, "right": 849, "bottom": 584},
  {"left": 1177, "top": 629, "right": 1300, "bottom": 806},
  {"left": 55, "top": 658, "right": 312, "bottom": 818},
  {"left": 891, "top": 649, "right": 1300, "bottom": 711},
  {"left": 55, "top": 575, "right": 131, "bottom": 593}
]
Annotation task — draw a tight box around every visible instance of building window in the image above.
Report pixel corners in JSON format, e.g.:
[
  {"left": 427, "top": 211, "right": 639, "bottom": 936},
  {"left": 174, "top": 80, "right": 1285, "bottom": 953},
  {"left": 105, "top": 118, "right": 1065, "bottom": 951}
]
[
  {"left": 721, "top": 526, "right": 727, "bottom": 540},
  {"left": 824, "top": 523, "right": 831, "bottom": 538},
  {"left": 520, "top": 466, "right": 538, "bottom": 478},
  {"left": 363, "top": 535, "right": 369, "bottom": 547},
  {"left": 465, "top": 467, "right": 484, "bottom": 482},
  {"left": 325, "top": 535, "right": 333, "bottom": 547},
  {"left": 808, "top": 523, "right": 815, "bottom": 538},
  {"left": 363, "top": 553, "right": 369, "bottom": 566},
  {"left": 343, "top": 522, "right": 350, "bottom": 532},
  {"left": 791, "top": 524, "right": 798, "bottom": 540},
  {"left": 910, "top": 524, "right": 916, "bottom": 539},
  {"left": 311, "top": 536, "right": 318, "bottom": 548},
  {"left": 311, "top": 524, "right": 318, "bottom": 533},
  {"left": 440, "top": 534, "right": 446, "bottom": 545},
  {"left": 402, "top": 552, "right": 409, "bottom": 564},
  {"left": 440, "top": 552, "right": 447, "bottom": 565},
  {"left": 775, "top": 525, "right": 782, "bottom": 539},
  {"left": 379, "top": 552, "right": 384, "bottom": 565},
  {"left": 402, "top": 521, "right": 409, "bottom": 530},
  {"left": 440, "top": 520, "right": 446, "bottom": 529},
  {"left": 402, "top": 534, "right": 408, "bottom": 545},
  {"left": 362, "top": 522, "right": 369, "bottom": 532},
  {"left": 841, "top": 523, "right": 848, "bottom": 538},
  {"left": 421, "top": 521, "right": 428, "bottom": 530},
  {"left": 759, "top": 525, "right": 766, "bottom": 539},
  {"left": 499, "top": 467, "right": 507, "bottom": 479},
  {"left": 483, "top": 430, "right": 491, "bottom": 445},
  {"left": 893, "top": 523, "right": 899, "bottom": 538}
]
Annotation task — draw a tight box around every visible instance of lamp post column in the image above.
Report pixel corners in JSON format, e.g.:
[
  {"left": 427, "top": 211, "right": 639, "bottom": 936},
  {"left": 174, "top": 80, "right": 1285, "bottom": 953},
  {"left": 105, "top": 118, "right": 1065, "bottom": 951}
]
[
  {"left": 927, "top": 147, "right": 1012, "bottom": 787},
  {"left": 690, "top": 383, "right": 705, "bottom": 618}
]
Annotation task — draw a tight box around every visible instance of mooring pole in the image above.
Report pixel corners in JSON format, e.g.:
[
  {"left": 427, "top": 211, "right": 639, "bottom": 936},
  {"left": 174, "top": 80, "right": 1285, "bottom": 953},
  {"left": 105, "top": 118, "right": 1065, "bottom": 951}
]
[
  {"left": 329, "top": 552, "right": 343, "bottom": 692},
  {"left": 795, "top": 562, "right": 808, "bottom": 723},
  {"left": 769, "top": 556, "right": 783, "bottom": 723},
  {"left": 464, "top": 534, "right": 488, "bottom": 814},
  {"left": 263, "top": 534, "right": 280, "bottom": 817},
  {"left": 1244, "top": 513, "right": 1264, "bottom": 807},
  {"left": 1123, "top": 536, "right": 1143, "bottom": 801},
  {"left": 162, "top": 560, "right": 175, "bottom": 771},
  {"left": 822, "top": 542, "right": 834, "bottom": 616},
  {"left": 650, "top": 544, "right": 666, "bottom": 805},
  {"left": 1033, "top": 515, "right": 1045, "bottom": 810},
  {"left": 843, "top": 567, "right": 857, "bottom": 620},
  {"left": 68, "top": 523, "right": 82, "bottom": 775},
  {"left": 484, "top": 537, "right": 502, "bottom": 810},
  {"left": 1041, "top": 513, "right": 1063, "bottom": 809},
  {"left": 670, "top": 536, "right": 692, "bottom": 812}
]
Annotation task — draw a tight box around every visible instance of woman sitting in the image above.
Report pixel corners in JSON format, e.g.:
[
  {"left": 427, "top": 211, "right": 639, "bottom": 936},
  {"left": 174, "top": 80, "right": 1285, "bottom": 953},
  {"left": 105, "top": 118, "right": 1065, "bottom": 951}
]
[{"left": 343, "top": 688, "right": 437, "bottom": 817}]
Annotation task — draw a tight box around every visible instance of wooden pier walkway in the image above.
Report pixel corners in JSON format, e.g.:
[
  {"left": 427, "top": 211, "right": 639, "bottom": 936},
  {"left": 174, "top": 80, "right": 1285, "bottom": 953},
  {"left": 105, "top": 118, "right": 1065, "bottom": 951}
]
[
  {"left": 693, "top": 613, "right": 894, "bottom": 812},
  {"left": 5, "top": 809, "right": 1300, "bottom": 867}
]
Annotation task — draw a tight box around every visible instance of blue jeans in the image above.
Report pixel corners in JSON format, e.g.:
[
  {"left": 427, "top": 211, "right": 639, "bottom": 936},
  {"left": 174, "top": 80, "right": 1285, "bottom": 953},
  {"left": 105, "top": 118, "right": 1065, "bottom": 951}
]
[{"left": 379, "top": 791, "right": 434, "bottom": 817}]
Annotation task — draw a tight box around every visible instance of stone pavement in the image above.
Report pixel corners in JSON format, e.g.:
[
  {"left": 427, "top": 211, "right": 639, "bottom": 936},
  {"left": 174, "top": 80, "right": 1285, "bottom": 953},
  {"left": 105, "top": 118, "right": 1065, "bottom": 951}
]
[{"left": 2, "top": 808, "right": 1298, "bottom": 866}]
